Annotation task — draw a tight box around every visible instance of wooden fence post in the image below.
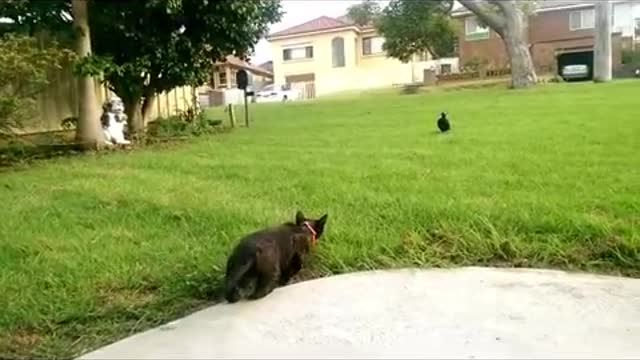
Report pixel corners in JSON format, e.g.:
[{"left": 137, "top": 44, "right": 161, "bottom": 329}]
[{"left": 227, "top": 104, "right": 235, "bottom": 128}]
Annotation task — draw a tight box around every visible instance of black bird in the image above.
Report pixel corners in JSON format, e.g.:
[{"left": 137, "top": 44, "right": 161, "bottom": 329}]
[{"left": 437, "top": 112, "right": 450, "bottom": 133}]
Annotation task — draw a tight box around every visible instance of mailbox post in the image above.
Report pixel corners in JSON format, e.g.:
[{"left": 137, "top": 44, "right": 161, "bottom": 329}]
[{"left": 235, "top": 69, "right": 253, "bottom": 128}]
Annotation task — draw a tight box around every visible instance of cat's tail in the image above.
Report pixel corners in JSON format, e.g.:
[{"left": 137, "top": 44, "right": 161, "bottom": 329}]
[{"left": 224, "top": 256, "right": 254, "bottom": 303}]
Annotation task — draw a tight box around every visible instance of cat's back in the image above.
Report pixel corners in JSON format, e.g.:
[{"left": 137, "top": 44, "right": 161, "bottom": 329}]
[{"left": 235, "top": 223, "right": 295, "bottom": 249}]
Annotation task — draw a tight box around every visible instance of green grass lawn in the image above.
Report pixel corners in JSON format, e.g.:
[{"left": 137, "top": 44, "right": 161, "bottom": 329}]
[{"left": 1, "top": 80, "right": 639, "bottom": 358}]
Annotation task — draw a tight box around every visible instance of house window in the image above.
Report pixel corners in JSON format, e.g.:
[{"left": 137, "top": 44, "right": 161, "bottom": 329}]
[
  {"left": 230, "top": 70, "right": 237, "bottom": 88},
  {"left": 465, "top": 16, "right": 489, "bottom": 41},
  {"left": 362, "top": 36, "right": 384, "bottom": 55},
  {"left": 283, "top": 45, "right": 313, "bottom": 61},
  {"left": 218, "top": 71, "right": 227, "bottom": 88},
  {"left": 570, "top": 9, "right": 595, "bottom": 31},
  {"left": 440, "top": 64, "right": 452, "bottom": 74},
  {"left": 331, "top": 37, "right": 346, "bottom": 67}
]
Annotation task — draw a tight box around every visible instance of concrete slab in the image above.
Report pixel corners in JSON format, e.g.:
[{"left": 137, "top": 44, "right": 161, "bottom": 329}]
[{"left": 79, "top": 267, "right": 640, "bottom": 359}]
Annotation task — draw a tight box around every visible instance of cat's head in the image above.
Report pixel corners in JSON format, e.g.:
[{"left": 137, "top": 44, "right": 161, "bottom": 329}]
[{"left": 295, "top": 210, "right": 328, "bottom": 244}]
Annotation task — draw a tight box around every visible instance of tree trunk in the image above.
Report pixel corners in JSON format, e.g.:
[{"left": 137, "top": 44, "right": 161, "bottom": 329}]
[
  {"left": 191, "top": 87, "right": 200, "bottom": 115},
  {"left": 124, "top": 92, "right": 155, "bottom": 138},
  {"left": 498, "top": 1, "right": 537, "bottom": 88},
  {"left": 593, "top": 0, "right": 612, "bottom": 82},
  {"left": 72, "top": 0, "right": 103, "bottom": 149},
  {"left": 124, "top": 95, "right": 143, "bottom": 136},
  {"left": 459, "top": 0, "right": 537, "bottom": 89},
  {"left": 142, "top": 93, "right": 156, "bottom": 123}
]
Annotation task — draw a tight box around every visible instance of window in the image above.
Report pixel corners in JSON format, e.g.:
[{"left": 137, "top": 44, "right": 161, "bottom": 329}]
[
  {"left": 362, "top": 36, "right": 384, "bottom": 55},
  {"left": 230, "top": 71, "right": 237, "bottom": 88},
  {"left": 282, "top": 45, "right": 313, "bottom": 61},
  {"left": 331, "top": 37, "right": 345, "bottom": 67},
  {"left": 440, "top": 64, "right": 452, "bottom": 75},
  {"left": 570, "top": 9, "right": 594, "bottom": 30},
  {"left": 465, "top": 16, "right": 489, "bottom": 41},
  {"left": 218, "top": 71, "right": 227, "bottom": 88}
]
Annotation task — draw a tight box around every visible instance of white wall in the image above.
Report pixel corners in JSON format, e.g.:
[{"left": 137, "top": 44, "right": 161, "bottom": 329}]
[{"left": 613, "top": 2, "right": 635, "bottom": 37}]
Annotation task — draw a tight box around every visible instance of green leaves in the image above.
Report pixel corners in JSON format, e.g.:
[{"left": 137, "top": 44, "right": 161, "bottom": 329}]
[
  {"left": 346, "top": 0, "right": 382, "bottom": 27},
  {"left": 73, "top": 54, "right": 117, "bottom": 77},
  {"left": 84, "top": 0, "right": 282, "bottom": 106},
  {"left": 0, "top": 33, "right": 72, "bottom": 136},
  {"left": 375, "top": 0, "right": 456, "bottom": 62},
  {"left": 1, "top": 0, "right": 283, "bottom": 127}
]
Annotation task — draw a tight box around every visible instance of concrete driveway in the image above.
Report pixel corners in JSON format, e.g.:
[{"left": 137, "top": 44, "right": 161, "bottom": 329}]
[{"left": 79, "top": 267, "right": 640, "bottom": 359}]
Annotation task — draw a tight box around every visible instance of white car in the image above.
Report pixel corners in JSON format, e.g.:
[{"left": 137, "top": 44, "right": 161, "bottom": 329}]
[
  {"left": 561, "top": 64, "right": 590, "bottom": 81},
  {"left": 255, "top": 84, "right": 301, "bottom": 103}
]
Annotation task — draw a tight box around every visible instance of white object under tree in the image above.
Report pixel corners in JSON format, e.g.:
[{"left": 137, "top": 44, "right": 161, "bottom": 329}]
[{"left": 593, "top": 0, "right": 612, "bottom": 82}]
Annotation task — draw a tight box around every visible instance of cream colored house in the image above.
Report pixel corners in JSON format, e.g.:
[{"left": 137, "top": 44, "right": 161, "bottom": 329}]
[{"left": 267, "top": 15, "right": 459, "bottom": 97}]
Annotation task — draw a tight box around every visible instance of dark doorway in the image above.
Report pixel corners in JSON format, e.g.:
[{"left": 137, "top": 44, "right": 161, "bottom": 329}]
[{"left": 557, "top": 50, "right": 594, "bottom": 81}]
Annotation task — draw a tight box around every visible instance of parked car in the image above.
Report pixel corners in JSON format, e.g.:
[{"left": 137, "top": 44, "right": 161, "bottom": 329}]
[
  {"left": 255, "top": 84, "right": 301, "bottom": 103},
  {"left": 561, "top": 64, "right": 590, "bottom": 81}
]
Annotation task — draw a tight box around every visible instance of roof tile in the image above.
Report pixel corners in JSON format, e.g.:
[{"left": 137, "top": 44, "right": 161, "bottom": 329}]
[{"left": 269, "top": 15, "right": 353, "bottom": 38}]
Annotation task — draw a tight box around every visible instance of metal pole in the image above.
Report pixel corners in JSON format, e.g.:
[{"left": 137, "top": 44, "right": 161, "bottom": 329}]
[{"left": 243, "top": 90, "right": 249, "bottom": 127}]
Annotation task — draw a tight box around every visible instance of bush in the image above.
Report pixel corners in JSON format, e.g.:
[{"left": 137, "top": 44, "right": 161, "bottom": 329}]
[
  {"left": 463, "top": 56, "right": 489, "bottom": 72},
  {"left": 0, "top": 34, "right": 73, "bottom": 138},
  {"left": 146, "top": 108, "right": 223, "bottom": 138},
  {"left": 622, "top": 49, "right": 640, "bottom": 65}
]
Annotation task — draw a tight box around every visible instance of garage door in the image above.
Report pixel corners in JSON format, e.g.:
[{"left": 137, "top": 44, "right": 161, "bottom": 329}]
[{"left": 285, "top": 73, "right": 316, "bottom": 100}]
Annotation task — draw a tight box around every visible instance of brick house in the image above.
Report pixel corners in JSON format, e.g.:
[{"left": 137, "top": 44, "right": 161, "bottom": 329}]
[{"left": 452, "top": 0, "right": 639, "bottom": 77}]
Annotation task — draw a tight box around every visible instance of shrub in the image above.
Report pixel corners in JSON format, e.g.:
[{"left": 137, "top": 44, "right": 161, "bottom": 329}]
[
  {"left": 621, "top": 49, "right": 640, "bottom": 65},
  {"left": 147, "top": 108, "right": 223, "bottom": 138},
  {"left": 0, "top": 33, "right": 73, "bottom": 138}
]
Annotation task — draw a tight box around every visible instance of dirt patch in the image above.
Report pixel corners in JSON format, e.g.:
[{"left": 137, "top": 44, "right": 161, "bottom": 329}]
[
  {"left": 2, "top": 328, "right": 43, "bottom": 358},
  {"left": 11, "top": 330, "right": 41, "bottom": 348},
  {"left": 99, "top": 288, "right": 158, "bottom": 309}
]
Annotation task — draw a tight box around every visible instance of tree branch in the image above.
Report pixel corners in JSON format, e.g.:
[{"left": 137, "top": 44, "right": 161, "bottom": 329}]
[
  {"left": 488, "top": 0, "right": 508, "bottom": 12},
  {"left": 458, "top": 0, "right": 505, "bottom": 34}
]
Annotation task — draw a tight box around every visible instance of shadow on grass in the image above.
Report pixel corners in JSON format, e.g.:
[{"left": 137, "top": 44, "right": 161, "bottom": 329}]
[{"left": 400, "top": 84, "right": 423, "bottom": 95}]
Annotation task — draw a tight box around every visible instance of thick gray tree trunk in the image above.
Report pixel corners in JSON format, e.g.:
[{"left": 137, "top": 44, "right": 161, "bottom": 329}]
[
  {"left": 593, "top": 0, "right": 612, "bottom": 82},
  {"left": 72, "top": 0, "right": 103, "bottom": 149},
  {"left": 458, "top": 0, "right": 537, "bottom": 88},
  {"left": 500, "top": 1, "right": 537, "bottom": 88}
]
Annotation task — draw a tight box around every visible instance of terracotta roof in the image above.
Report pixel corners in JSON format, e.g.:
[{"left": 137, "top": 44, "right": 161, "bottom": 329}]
[
  {"left": 258, "top": 61, "right": 273, "bottom": 73},
  {"left": 215, "top": 55, "right": 273, "bottom": 78},
  {"left": 268, "top": 15, "right": 355, "bottom": 38}
]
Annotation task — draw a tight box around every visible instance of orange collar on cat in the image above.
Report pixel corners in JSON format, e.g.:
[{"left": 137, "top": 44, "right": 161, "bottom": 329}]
[{"left": 303, "top": 221, "right": 317, "bottom": 245}]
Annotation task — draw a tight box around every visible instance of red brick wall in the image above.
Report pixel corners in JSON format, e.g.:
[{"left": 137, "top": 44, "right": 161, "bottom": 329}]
[
  {"left": 455, "top": 6, "right": 626, "bottom": 74},
  {"left": 455, "top": 18, "right": 509, "bottom": 70}
]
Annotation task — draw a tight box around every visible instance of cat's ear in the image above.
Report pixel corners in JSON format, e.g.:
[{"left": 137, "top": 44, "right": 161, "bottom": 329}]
[
  {"left": 295, "top": 210, "right": 305, "bottom": 225},
  {"left": 314, "top": 214, "right": 328, "bottom": 237}
]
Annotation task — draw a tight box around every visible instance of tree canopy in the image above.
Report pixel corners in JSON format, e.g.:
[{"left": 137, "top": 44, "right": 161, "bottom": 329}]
[
  {"left": 347, "top": 0, "right": 456, "bottom": 62},
  {"left": 376, "top": 0, "right": 456, "bottom": 61},
  {"left": 346, "top": 0, "right": 381, "bottom": 27},
  {"left": 1, "top": 0, "right": 283, "bottom": 132}
]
